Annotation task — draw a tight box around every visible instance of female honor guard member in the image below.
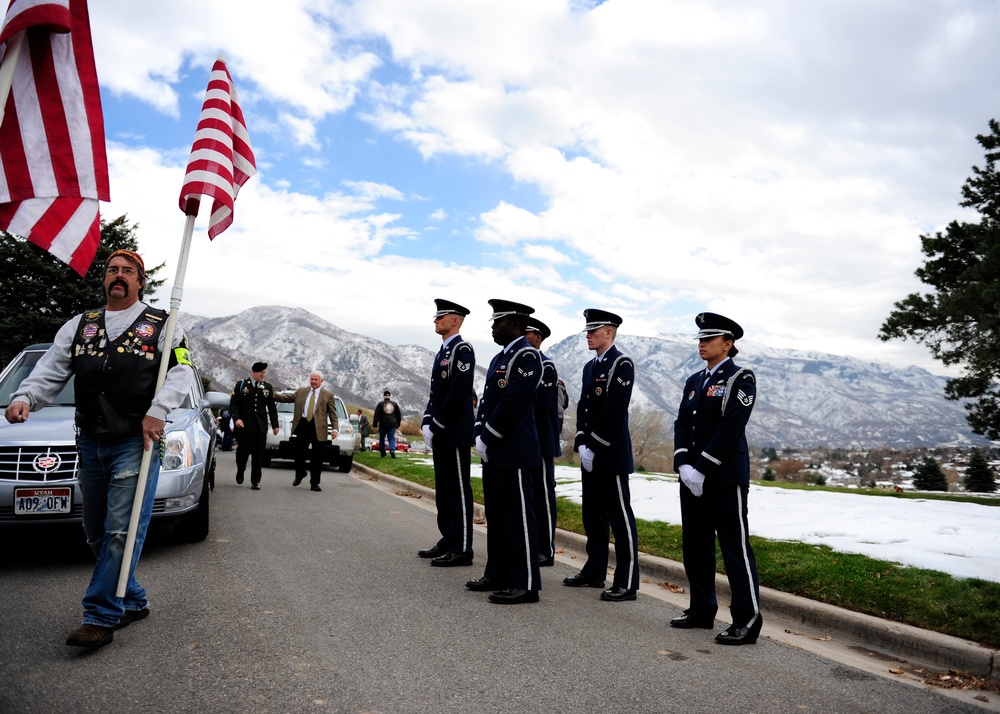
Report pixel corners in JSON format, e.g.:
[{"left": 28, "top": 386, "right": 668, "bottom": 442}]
[
  {"left": 671, "top": 312, "right": 762, "bottom": 645},
  {"left": 562, "top": 309, "right": 640, "bottom": 602}
]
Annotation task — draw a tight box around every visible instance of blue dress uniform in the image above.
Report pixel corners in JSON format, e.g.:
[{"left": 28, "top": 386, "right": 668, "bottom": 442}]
[
  {"left": 421, "top": 299, "right": 476, "bottom": 563},
  {"left": 672, "top": 312, "right": 762, "bottom": 644},
  {"left": 472, "top": 300, "right": 543, "bottom": 602},
  {"left": 525, "top": 317, "right": 561, "bottom": 564},
  {"left": 566, "top": 309, "right": 640, "bottom": 597}
]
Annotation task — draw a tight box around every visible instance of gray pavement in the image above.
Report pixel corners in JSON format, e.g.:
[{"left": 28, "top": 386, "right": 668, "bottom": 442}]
[{"left": 0, "top": 451, "right": 995, "bottom": 713}]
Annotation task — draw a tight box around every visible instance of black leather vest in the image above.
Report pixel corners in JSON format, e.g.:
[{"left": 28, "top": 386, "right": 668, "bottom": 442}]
[{"left": 71, "top": 306, "right": 170, "bottom": 435}]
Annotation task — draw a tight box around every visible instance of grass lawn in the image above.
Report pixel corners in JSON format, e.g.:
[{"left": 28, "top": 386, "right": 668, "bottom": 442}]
[{"left": 356, "top": 450, "right": 1000, "bottom": 649}]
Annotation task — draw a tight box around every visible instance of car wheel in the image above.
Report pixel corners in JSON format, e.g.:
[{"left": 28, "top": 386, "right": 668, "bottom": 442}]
[
  {"left": 207, "top": 454, "right": 216, "bottom": 492},
  {"left": 338, "top": 455, "right": 353, "bottom": 473},
  {"left": 175, "top": 477, "right": 210, "bottom": 543}
]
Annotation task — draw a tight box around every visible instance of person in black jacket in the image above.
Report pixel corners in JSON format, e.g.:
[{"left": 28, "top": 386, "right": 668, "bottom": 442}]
[
  {"left": 230, "top": 362, "right": 279, "bottom": 490},
  {"left": 524, "top": 317, "right": 561, "bottom": 567},
  {"left": 373, "top": 390, "right": 402, "bottom": 457},
  {"left": 466, "top": 299, "right": 542, "bottom": 604},
  {"left": 671, "top": 312, "right": 761, "bottom": 646},
  {"left": 419, "top": 299, "right": 476, "bottom": 566},
  {"left": 562, "top": 309, "right": 640, "bottom": 602}
]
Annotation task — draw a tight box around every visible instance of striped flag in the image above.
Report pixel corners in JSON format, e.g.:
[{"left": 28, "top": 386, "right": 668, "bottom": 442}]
[
  {"left": 178, "top": 58, "right": 255, "bottom": 239},
  {"left": 0, "top": 0, "right": 109, "bottom": 276}
]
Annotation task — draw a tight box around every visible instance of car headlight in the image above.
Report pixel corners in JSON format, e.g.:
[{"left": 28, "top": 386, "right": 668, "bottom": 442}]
[{"left": 162, "top": 431, "right": 192, "bottom": 471}]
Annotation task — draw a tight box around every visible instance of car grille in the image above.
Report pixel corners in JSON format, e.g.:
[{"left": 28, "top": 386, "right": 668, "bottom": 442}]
[{"left": 0, "top": 445, "right": 80, "bottom": 482}]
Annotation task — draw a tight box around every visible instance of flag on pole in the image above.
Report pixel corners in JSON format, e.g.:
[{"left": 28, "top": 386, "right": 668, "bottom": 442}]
[
  {"left": 178, "top": 58, "right": 255, "bottom": 239},
  {"left": 0, "top": 0, "right": 109, "bottom": 276}
]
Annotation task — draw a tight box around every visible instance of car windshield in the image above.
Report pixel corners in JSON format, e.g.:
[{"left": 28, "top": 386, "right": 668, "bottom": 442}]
[
  {"left": 276, "top": 401, "right": 295, "bottom": 414},
  {"left": 0, "top": 349, "right": 75, "bottom": 407}
]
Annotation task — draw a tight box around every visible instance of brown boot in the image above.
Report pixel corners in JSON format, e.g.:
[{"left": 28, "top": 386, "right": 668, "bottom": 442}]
[{"left": 65, "top": 623, "right": 114, "bottom": 648}]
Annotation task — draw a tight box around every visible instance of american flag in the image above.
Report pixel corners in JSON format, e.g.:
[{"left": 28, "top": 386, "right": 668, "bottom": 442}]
[
  {"left": 178, "top": 58, "right": 256, "bottom": 238},
  {"left": 0, "top": 0, "right": 109, "bottom": 276}
]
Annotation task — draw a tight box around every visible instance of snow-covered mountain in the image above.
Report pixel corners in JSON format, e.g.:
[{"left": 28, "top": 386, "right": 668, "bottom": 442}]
[
  {"left": 547, "top": 333, "right": 985, "bottom": 448},
  {"left": 183, "top": 305, "right": 984, "bottom": 448}
]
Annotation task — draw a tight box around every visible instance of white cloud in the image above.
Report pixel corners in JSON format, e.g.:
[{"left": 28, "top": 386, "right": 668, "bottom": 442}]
[{"left": 84, "top": 0, "right": 1000, "bottom": 377}]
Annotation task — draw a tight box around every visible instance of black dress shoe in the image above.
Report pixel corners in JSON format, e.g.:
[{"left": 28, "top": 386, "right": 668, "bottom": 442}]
[
  {"left": 466, "top": 576, "right": 503, "bottom": 592},
  {"left": 418, "top": 545, "right": 446, "bottom": 559},
  {"left": 251, "top": 484, "right": 260, "bottom": 490},
  {"left": 562, "top": 573, "right": 605, "bottom": 588},
  {"left": 430, "top": 552, "right": 473, "bottom": 567},
  {"left": 488, "top": 588, "right": 539, "bottom": 604},
  {"left": 293, "top": 476, "right": 304, "bottom": 486},
  {"left": 538, "top": 555, "right": 555, "bottom": 567},
  {"left": 669, "top": 609, "right": 716, "bottom": 629},
  {"left": 715, "top": 617, "right": 763, "bottom": 646},
  {"left": 236, "top": 473, "right": 244, "bottom": 484},
  {"left": 310, "top": 485, "right": 321, "bottom": 492},
  {"left": 600, "top": 586, "right": 637, "bottom": 602}
]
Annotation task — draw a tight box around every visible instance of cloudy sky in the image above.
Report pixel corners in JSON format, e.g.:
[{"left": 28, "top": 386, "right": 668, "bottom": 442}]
[{"left": 85, "top": 0, "right": 997, "bottom": 374}]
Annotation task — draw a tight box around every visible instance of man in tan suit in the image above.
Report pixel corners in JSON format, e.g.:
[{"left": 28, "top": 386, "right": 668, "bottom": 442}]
[{"left": 275, "top": 371, "right": 339, "bottom": 491}]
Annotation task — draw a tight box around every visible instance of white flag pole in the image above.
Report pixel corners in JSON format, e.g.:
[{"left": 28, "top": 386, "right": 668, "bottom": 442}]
[
  {"left": 0, "top": 31, "right": 26, "bottom": 127},
  {"left": 116, "top": 200, "right": 199, "bottom": 597}
]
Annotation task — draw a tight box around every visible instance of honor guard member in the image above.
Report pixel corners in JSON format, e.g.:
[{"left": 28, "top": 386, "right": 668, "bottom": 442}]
[
  {"left": 466, "top": 299, "right": 543, "bottom": 604},
  {"left": 230, "top": 362, "right": 279, "bottom": 490},
  {"left": 671, "top": 312, "right": 762, "bottom": 645},
  {"left": 563, "top": 309, "right": 640, "bottom": 602},
  {"left": 6, "top": 249, "right": 195, "bottom": 648},
  {"left": 524, "top": 317, "right": 561, "bottom": 567},
  {"left": 419, "top": 299, "right": 477, "bottom": 567}
]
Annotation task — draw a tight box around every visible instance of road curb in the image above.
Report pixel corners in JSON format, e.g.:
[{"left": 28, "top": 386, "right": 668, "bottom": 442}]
[{"left": 353, "top": 463, "right": 998, "bottom": 680}]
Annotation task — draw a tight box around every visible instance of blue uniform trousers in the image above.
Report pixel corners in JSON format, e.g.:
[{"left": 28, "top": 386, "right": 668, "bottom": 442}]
[
  {"left": 431, "top": 442, "right": 474, "bottom": 558},
  {"left": 532, "top": 457, "right": 557, "bottom": 560},
  {"left": 680, "top": 481, "right": 761, "bottom": 628},
  {"left": 481, "top": 464, "right": 541, "bottom": 592},
  {"left": 579, "top": 468, "right": 640, "bottom": 590}
]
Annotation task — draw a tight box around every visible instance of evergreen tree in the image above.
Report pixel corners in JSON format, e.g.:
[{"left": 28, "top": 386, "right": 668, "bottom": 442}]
[
  {"left": 964, "top": 449, "right": 998, "bottom": 493},
  {"left": 912, "top": 457, "right": 949, "bottom": 492},
  {"left": 0, "top": 216, "right": 164, "bottom": 366},
  {"left": 880, "top": 119, "right": 1000, "bottom": 439}
]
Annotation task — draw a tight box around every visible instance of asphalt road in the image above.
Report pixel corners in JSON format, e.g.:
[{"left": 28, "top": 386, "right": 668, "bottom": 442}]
[{"left": 0, "top": 452, "right": 988, "bottom": 714}]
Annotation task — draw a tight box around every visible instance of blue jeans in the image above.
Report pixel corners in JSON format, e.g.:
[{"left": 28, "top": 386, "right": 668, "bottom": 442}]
[
  {"left": 77, "top": 433, "right": 160, "bottom": 627},
  {"left": 378, "top": 428, "right": 397, "bottom": 455}
]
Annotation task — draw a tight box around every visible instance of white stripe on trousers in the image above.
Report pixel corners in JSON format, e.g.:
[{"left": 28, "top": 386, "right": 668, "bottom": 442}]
[
  {"left": 614, "top": 475, "right": 636, "bottom": 587},
  {"left": 516, "top": 468, "right": 534, "bottom": 591},
  {"left": 735, "top": 486, "right": 760, "bottom": 625},
  {"left": 454, "top": 447, "right": 469, "bottom": 552},
  {"left": 541, "top": 460, "right": 555, "bottom": 554}
]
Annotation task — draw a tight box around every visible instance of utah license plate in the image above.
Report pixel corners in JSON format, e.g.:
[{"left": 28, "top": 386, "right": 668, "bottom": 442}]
[{"left": 14, "top": 487, "right": 73, "bottom": 516}]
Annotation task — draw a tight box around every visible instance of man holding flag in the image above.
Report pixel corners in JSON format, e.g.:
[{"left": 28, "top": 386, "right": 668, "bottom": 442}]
[{"left": 5, "top": 249, "right": 195, "bottom": 648}]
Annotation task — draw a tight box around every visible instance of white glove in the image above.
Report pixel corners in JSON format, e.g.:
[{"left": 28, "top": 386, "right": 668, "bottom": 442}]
[
  {"left": 579, "top": 445, "right": 595, "bottom": 472},
  {"left": 679, "top": 464, "right": 705, "bottom": 497},
  {"left": 475, "top": 435, "right": 489, "bottom": 463},
  {"left": 421, "top": 425, "right": 434, "bottom": 450}
]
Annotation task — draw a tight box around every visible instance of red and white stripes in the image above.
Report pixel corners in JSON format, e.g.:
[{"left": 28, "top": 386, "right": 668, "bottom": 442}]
[{"left": 178, "top": 58, "right": 256, "bottom": 239}]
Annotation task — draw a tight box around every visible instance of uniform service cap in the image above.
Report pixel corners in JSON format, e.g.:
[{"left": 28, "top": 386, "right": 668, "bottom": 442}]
[
  {"left": 383, "top": 390, "right": 391, "bottom": 396},
  {"left": 487, "top": 299, "right": 535, "bottom": 321},
  {"left": 582, "top": 308, "right": 623, "bottom": 331},
  {"left": 251, "top": 361, "right": 268, "bottom": 372},
  {"left": 695, "top": 312, "right": 743, "bottom": 341},
  {"left": 433, "top": 298, "right": 471, "bottom": 318},
  {"left": 525, "top": 317, "right": 551, "bottom": 339}
]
